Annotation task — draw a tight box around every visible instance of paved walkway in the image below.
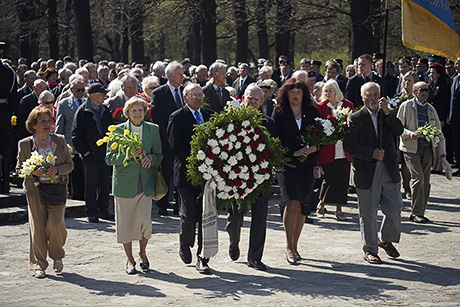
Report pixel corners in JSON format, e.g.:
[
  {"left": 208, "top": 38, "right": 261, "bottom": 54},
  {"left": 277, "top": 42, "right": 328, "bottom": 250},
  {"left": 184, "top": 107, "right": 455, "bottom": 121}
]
[{"left": 0, "top": 173, "right": 459, "bottom": 306}]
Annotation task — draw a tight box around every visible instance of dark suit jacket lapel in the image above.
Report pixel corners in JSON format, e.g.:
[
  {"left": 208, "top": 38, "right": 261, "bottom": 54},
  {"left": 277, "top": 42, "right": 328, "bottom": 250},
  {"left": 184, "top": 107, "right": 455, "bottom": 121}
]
[
  {"left": 361, "top": 108, "right": 378, "bottom": 142},
  {"left": 165, "top": 85, "right": 177, "bottom": 107}
]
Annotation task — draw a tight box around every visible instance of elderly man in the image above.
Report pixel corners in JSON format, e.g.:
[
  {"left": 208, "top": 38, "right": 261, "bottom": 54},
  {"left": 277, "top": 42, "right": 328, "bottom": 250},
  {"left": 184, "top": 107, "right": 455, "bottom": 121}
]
[
  {"left": 202, "top": 62, "right": 231, "bottom": 112},
  {"left": 225, "top": 66, "right": 238, "bottom": 87},
  {"left": 56, "top": 67, "right": 89, "bottom": 103},
  {"left": 56, "top": 76, "right": 86, "bottom": 200},
  {"left": 343, "top": 82, "right": 404, "bottom": 264},
  {"left": 104, "top": 74, "right": 139, "bottom": 123},
  {"left": 233, "top": 63, "right": 255, "bottom": 98},
  {"left": 258, "top": 66, "right": 273, "bottom": 81},
  {"left": 167, "top": 83, "right": 214, "bottom": 274},
  {"left": 84, "top": 63, "right": 98, "bottom": 84},
  {"left": 192, "top": 65, "right": 208, "bottom": 87},
  {"left": 16, "top": 70, "right": 36, "bottom": 105},
  {"left": 72, "top": 83, "right": 114, "bottom": 223},
  {"left": 397, "top": 82, "right": 446, "bottom": 223},
  {"left": 17, "top": 79, "right": 47, "bottom": 140},
  {"left": 312, "top": 81, "right": 325, "bottom": 104},
  {"left": 52, "top": 68, "right": 71, "bottom": 99},
  {"left": 151, "top": 61, "right": 167, "bottom": 85},
  {"left": 151, "top": 61, "right": 185, "bottom": 215},
  {"left": 225, "top": 84, "right": 276, "bottom": 271},
  {"left": 257, "top": 80, "right": 275, "bottom": 116}
]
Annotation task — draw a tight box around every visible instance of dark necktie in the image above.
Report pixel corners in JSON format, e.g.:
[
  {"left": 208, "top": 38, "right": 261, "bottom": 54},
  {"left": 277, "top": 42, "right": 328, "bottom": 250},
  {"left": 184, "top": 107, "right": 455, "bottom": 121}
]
[
  {"left": 174, "top": 88, "right": 182, "bottom": 107},
  {"left": 217, "top": 87, "right": 223, "bottom": 104},
  {"left": 194, "top": 111, "right": 204, "bottom": 125},
  {"left": 365, "top": 76, "right": 370, "bottom": 83},
  {"left": 77, "top": 98, "right": 82, "bottom": 108}
]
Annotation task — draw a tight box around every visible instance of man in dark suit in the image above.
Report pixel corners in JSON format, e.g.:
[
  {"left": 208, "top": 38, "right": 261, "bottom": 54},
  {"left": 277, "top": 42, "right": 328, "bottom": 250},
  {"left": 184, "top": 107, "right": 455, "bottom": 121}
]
[
  {"left": 343, "top": 82, "right": 404, "bottom": 264},
  {"left": 225, "top": 84, "right": 276, "bottom": 271},
  {"left": 16, "top": 70, "right": 36, "bottom": 106},
  {"left": 202, "top": 62, "right": 231, "bottom": 113},
  {"left": 151, "top": 61, "right": 185, "bottom": 215},
  {"left": 167, "top": 83, "right": 214, "bottom": 274},
  {"left": 104, "top": 74, "right": 139, "bottom": 124},
  {"left": 72, "top": 83, "right": 114, "bottom": 223},
  {"left": 345, "top": 54, "right": 382, "bottom": 109},
  {"left": 324, "top": 60, "right": 346, "bottom": 93},
  {"left": 311, "top": 60, "right": 324, "bottom": 82},
  {"left": 233, "top": 63, "right": 255, "bottom": 98},
  {"left": 448, "top": 60, "right": 460, "bottom": 176},
  {"left": 16, "top": 79, "right": 47, "bottom": 140}
]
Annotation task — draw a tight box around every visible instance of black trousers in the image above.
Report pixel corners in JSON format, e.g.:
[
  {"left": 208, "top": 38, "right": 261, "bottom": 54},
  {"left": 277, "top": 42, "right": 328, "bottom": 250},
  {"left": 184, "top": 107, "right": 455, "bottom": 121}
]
[
  {"left": 70, "top": 155, "right": 85, "bottom": 200},
  {"left": 0, "top": 156, "right": 9, "bottom": 194},
  {"left": 452, "top": 120, "right": 460, "bottom": 168},
  {"left": 156, "top": 148, "right": 174, "bottom": 209},
  {"left": 225, "top": 191, "right": 270, "bottom": 262},
  {"left": 177, "top": 181, "right": 203, "bottom": 255},
  {"left": 83, "top": 161, "right": 111, "bottom": 218}
]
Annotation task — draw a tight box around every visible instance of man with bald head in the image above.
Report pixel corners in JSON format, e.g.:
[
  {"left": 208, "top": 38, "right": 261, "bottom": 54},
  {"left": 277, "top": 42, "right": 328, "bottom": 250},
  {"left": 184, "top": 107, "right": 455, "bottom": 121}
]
[{"left": 343, "top": 82, "right": 404, "bottom": 264}]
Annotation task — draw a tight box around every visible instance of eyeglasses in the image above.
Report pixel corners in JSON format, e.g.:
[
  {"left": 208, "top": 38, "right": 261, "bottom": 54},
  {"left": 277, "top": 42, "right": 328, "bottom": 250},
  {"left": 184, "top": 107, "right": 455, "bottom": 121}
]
[
  {"left": 418, "top": 88, "right": 430, "bottom": 93},
  {"left": 41, "top": 100, "right": 54, "bottom": 105},
  {"left": 73, "top": 88, "right": 85, "bottom": 93},
  {"left": 187, "top": 94, "right": 203, "bottom": 98}
]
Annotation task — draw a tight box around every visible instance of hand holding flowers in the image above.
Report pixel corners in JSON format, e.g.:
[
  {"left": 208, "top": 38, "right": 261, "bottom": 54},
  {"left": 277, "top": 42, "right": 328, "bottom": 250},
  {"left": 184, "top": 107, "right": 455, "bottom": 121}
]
[
  {"left": 415, "top": 123, "right": 441, "bottom": 147},
  {"left": 20, "top": 151, "right": 58, "bottom": 182}
]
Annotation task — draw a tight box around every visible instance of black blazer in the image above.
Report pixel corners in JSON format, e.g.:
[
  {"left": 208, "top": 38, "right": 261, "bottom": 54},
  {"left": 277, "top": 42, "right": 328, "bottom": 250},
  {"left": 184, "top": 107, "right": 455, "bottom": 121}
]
[
  {"left": 167, "top": 106, "right": 214, "bottom": 185},
  {"left": 151, "top": 84, "right": 184, "bottom": 150},
  {"left": 429, "top": 80, "right": 451, "bottom": 122},
  {"left": 233, "top": 75, "right": 255, "bottom": 98},
  {"left": 71, "top": 100, "right": 113, "bottom": 164},
  {"left": 345, "top": 73, "right": 382, "bottom": 109},
  {"left": 450, "top": 75, "right": 460, "bottom": 122},
  {"left": 343, "top": 107, "right": 403, "bottom": 189},
  {"left": 383, "top": 73, "right": 398, "bottom": 99},
  {"left": 16, "top": 92, "right": 38, "bottom": 140},
  {"left": 261, "top": 113, "right": 276, "bottom": 137},
  {"left": 202, "top": 82, "right": 231, "bottom": 113}
]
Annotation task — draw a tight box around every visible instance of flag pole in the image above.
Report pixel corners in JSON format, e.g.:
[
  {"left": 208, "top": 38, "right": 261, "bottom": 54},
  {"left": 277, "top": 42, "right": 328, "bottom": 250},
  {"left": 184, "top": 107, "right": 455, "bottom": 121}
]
[{"left": 379, "top": 0, "right": 390, "bottom": 148}]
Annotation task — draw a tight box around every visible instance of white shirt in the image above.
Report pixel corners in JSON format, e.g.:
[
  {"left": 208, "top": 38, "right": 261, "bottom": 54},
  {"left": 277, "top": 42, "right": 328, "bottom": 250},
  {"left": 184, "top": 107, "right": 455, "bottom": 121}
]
[
  {"left": 186, "top": 105, "right": 203, "bottom": 122},
  {"left": 367, "top": 108, "right": 379, "bottom": 137},
  {"left": 167, "top": 82, "right": 183, "bottom": 106}
]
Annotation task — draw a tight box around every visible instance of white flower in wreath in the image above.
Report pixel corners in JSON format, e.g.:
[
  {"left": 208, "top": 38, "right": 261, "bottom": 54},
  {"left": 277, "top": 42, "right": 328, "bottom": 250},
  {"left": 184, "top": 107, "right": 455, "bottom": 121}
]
[
  {"left": 227, "top": 142, "right": 234, "bottom": 150},
  {"left": 205, "top": 158, "right": 213, "bottom": 166},
  {"left": 210, "top": 169, "right": 219, "bottom": 177},
  {"left": 229, "top": 134, "right": 237, "bottom": 142},
  {"left": 219, "top": 138, "right": 229, "bottom": 146},
  {"left": 211, "top": 146, "right": 220, "bottom": 155},
  {"left": 209, "top": 181, "right": 217, "bottom": 189},
  {"left": 227, "top": 123, "right": 234, "bottom": 133},
  {"left": 243, "top": 136, "right": 250, "bottom": 143},
  {"left": 240, "top": 172, "right": 249, "bottom": 180},
  {"left": 257, "top": 143, "right": 265, "bottom": 151},
  {"left": 245, "top": 146, "right": 252, "bottom": 155},
  {"left": 252, "top": 165, "right": 260, "bottom": 172},
  {"left": 219, "top": 152, "right": 229, "bottom": 160},
  {"left": 240, "top": 182, "right": 247, "bottom": 189},
  {"left": 249, "top": 154, "right": 257, "bottom": 163},
  {"left": 197, "top": 150, "right": 206, "bottom": 160},
  {"left": 241, "top": 165, "right": 248, "bottom": 173},
  {"left": 216, "top": 128, "right": 225, "bottom": 138},
  {"left": 217, "top": 191, "right": 225, "bottom": 199},
  {"left": 198, "top": 164, "right": 207, "bottom": 173},
  {"left": 229, "top": 171, "right": 237, "bottom": 180},
  {"left": 260, "top": 161, "right": 269, "bottom": 169},
  {"left": 207, "top": 139, "right": 219, "bottom": 148},
  {"left": 223, "top": 165, "right": 231, "bottom": 173},
  {"left": 203, "top": 173, "right": 212, "bottom": 180},
  {"left": 234, "top": 142, "right": 241, "bottom": 149},
  {"left": 238, "top": 129, "right": 247, "bottom": 137},
  {"left": 242, "top": 120, "right": 250, "bottom": 127},
  {"left": 255, "top": 174, "right": 264, "bottom": 184},
  {"left": 264, "top": 173, "right": 270, "bottom": 180},
  {"left": 228, "top": 156, "right": 238, "bottom": 166},
  {"left": 236, "top": 152, "right": 243, "bottom": 160}
]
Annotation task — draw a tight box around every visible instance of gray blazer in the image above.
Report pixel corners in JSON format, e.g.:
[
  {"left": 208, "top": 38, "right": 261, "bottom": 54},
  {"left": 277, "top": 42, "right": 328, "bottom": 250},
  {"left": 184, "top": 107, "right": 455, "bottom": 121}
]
[
  {"left": 104, "top": 90, "right": 127, "bottom": 124},
  {"left": 56, "top": 96, "right": 84, "bottom": 152}
]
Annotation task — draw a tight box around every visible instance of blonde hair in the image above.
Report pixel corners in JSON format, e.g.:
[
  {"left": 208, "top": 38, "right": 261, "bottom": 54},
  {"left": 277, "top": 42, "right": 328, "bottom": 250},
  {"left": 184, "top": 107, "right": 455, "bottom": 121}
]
[
  {"left": 123, "top": 97, "right": 148, "bottom": 118},
  {"left": 320, "top": 79, "right": 344, "bottom": 103},
  {"left": 26, "top": 107, "right": 53, "bottom": 134}
]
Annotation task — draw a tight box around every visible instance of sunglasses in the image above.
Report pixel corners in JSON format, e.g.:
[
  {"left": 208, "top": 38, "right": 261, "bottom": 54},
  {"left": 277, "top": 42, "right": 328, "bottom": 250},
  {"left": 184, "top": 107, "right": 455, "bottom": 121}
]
[
  {"left": 73, "top": 88, "right": 86, "bottom": 93},
  {"left": 42, "top": 100, "right": 54, "bottom": 105},
  {"left": 418, "top": 88, "right": 430, "bottom": 93}
]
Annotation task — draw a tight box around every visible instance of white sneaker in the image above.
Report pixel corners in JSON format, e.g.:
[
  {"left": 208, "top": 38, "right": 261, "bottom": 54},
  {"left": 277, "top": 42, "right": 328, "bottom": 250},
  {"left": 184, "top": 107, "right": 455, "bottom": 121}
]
[
  {"left": 34, "top": 269, "right": 45, "bottom": 278},
  {"left": 53, "top": 260, "right": 63, "bottom": 273}
]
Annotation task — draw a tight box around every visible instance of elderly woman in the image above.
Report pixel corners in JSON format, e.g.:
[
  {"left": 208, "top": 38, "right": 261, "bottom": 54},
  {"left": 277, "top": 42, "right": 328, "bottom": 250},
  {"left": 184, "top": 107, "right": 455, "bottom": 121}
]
[
  {"left": 138, "top": 76, "right": 160, "bottom": 122},
  {"left": 428, "top": 63, "right": 451, "bottom": 173},
  {"left": 316, "top": 80, "right": 354, "bottom": 220},
  {"left": 273, "top": 78, "right": 320, "bottom": 264},
  {"left": 38, "top": 90, "right": 57, "bottom": 133},
  {"left": 106, "top": 97, "right": 163, "bottom": 274},
  {"left": 16, "top": 107, "right": 74, "bottom": 278}
]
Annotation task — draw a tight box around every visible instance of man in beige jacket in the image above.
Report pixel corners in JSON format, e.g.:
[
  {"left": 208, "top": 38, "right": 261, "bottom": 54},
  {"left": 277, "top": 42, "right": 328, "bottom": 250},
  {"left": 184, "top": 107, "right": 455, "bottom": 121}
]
[{"left": 397, "top": 81, "right": 446, "bottom": 223}]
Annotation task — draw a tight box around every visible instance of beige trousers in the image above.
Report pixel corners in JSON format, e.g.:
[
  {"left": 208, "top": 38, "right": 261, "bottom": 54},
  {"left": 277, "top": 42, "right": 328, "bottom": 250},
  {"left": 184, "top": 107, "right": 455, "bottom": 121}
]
[{"left": 26, "top": 194, "right": 67, "bottom": 271}]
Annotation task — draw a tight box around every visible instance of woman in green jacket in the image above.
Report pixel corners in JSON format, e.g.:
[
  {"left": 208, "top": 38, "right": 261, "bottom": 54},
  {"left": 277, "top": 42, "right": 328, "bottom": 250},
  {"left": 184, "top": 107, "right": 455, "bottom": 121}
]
[{"left": 106, "top": 97, "right": 163, "bottom": 274}]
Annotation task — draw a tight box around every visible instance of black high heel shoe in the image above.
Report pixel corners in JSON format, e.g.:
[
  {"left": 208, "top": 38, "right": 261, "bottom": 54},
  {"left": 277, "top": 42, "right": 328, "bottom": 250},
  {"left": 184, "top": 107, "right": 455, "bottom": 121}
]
[
  {"left": 126, "top": 261, "right": 137, "bottom": 275},
  {"left": 286, "top": 252, "right": 297, "bottom": 265},
  {"left": 140, "top": 256, "right": 149, "bottom": 272}
]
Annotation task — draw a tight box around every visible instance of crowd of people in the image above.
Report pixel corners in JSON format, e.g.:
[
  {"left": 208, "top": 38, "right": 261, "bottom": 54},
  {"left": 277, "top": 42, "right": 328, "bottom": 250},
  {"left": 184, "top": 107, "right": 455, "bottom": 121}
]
[{"left": 1, "top": 42, "right": 458, "bottom": 278}]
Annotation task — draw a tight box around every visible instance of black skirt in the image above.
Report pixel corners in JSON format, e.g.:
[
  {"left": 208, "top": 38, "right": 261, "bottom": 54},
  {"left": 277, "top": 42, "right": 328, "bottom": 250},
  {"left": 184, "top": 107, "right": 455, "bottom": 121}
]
[
  {"left": 278, "top": 156, "right": 316, "bottom": 203},
  {"left": 319, "top": 158, "right": 350, "bottom": 204}
]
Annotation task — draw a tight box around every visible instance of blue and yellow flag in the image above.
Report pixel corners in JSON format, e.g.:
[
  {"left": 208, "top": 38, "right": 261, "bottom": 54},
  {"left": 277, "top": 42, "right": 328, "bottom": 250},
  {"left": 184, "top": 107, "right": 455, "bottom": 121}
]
[{"left": 402, "top": 0, "right": 460, "bottom": 60}]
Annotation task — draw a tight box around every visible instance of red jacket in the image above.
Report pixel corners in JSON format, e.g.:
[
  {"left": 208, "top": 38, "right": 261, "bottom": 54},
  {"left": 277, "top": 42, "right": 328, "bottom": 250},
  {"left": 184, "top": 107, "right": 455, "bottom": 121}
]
[{"left": 317, "top": 99, "right": 354, "bottom": 164}]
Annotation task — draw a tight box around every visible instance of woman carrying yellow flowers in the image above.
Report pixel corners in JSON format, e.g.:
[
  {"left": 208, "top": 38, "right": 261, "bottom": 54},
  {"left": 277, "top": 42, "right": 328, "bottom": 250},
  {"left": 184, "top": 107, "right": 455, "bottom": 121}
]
[{"left": 104, "top": 97, "right": 162, "bottom": 274}]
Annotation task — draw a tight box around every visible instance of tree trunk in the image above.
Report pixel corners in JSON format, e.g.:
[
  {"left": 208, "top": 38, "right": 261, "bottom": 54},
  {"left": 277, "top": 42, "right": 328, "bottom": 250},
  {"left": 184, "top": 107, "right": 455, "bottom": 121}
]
[
  {"left": 129, "top": 5, "right": 145, "bottom": 63},
  {"left": 255, "top": 0, "right": 269, "bottom": 59},
  {"left": 47, "top": 0, "right": 59, "bottom": 60},
  {"left": 350, "top": 0, "right": 380, "bottom": 59},
  {"left": 60, "top": 0, "right": 72, "bottom": 59},
  {"left": 200, "top": 0, "right": 217, "bottom": 66},
  {"left": 121, "top": 11, "right": 129, "bottom": 63},
  {"left": 157, "top": 33, "right": 165, "bottom": 61},
  {"left": 185, "top": 0, "right": 201, "bottom": 64},
  {"left": 16, "top": 0, "right": 40, "bottom": 62},
  {"left": 73, "top": 0, "right": 94, "bottom": 61},
  {"left": 234, "top": 0, "right": 248, "bottom": 64},
  {"left": 275, "top": 0, "right": 292, "bottom": 64}
]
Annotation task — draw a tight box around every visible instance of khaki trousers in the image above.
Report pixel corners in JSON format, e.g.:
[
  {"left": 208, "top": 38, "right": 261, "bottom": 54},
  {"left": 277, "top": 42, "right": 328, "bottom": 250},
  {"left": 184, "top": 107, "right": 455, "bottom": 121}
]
[{"left": 26, "top": 194, "right": 67, "bottom": 270}]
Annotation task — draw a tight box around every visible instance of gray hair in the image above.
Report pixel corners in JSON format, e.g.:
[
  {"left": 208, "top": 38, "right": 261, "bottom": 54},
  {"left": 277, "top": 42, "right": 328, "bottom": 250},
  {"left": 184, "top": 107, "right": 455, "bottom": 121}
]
[
  {"left": 209, "top": 62, "right": 227, "bottom": 75},
  {"left": 75, "top": 67, "right": 89, "bottom": 76},
  {"left": 195, "top": 64, "right": 208, "bottom": 73},
  {"left": 239, "top": 63, "right": 249, "bottom": 70},
  {"left": 244, "top": 83, "right": 263, "bottom": 98},
  {"left": 259, "top": 66, "right": 273, "bottom": 75},
  {"left": 320, "top": 79, "right": 343, "bottom": 103},
  {"left": 121, "top": 73, "right": 139, "bottom": 87},
  {"left": 225, "top": 86, "right": 237, "bottom": 97},
  {"left": 152, "top": 61, "right": 165, "bottom": 73},
  {"left": 24, "top": 70, "right": 36, "bottom": 79},
  {"left": 142, "top": 75, "right": 160, "bottom": 90},
  {"left": 227, "top": 66, "right": 238, "bottom": 74},
  {"left": 38, "top": 90, "right": 54, "bottom": 104},
  {"left": 63, "top": 62, "right": 77, "bottom": 73},
  {"left": 165, "top": 61, "right": 183, "bottom": 79},
  {"left": 58, "top": 68, "right": 71, "bottom": 77},
  {"left": 413, "top": 81, "right": 427, "bottom": 91},
  {"left": 360, "top": 81, "right": 380, "bottom": 97},
  {"left": 33, "top": 79, "right": 46, "bottom": 88},
  {"left": 69, "top": 75, "right": 85, "bottom": 88},
  {"left": 292, "top": 70, "right": 308, "bottom": 82}
]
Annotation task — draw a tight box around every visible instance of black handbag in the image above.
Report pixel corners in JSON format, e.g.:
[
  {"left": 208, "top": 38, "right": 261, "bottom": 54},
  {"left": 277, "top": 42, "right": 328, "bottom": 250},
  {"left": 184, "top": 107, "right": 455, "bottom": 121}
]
[{"left": 38, "top": 182, "right": 67, "bottom": 206}]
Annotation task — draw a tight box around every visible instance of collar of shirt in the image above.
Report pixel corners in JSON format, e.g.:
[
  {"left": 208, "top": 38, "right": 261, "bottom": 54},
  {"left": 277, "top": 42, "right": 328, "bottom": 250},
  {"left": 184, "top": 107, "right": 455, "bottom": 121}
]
[
  {"left": 366, "top": 107, "right": 378, "bottom": 117},
  {"left": 122, "top": 92, "right": 130, "bottom": 102},
  {"left": 327, "top": 100, "right": 343, "bottom": 111},
  {"left": 186, "top": 104, "right": 201, "bottom": 117},
  {"left": 167, "top": 82, "right": 180, "bottom": 94},
  {"left": 362, "top": 73, "right": 373, "bottom": 81},
  {"left": 241, "top": 75, "right": 248, "bottom": 84},
  {"left": 72, "top": 95, "right": 85, "bottom": 106},
  {"left": 414, "top": 97, "right": 427, "bottom": 107},
  {"left": 212, "top": 83, "right": 220, "bottom": 92},
  {"left": 89, "top": 99, "right": 102, "bottom": 111}
]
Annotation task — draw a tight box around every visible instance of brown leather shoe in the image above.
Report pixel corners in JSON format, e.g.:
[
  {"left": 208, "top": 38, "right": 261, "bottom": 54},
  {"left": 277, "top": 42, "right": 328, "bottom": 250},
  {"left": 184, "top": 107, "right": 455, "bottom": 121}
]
[
  {"left": 378, "top": 239, "right": 400, "bottom": 258},
  {"left": 364, "top": 252, "right": 382, "bottom": 264}
]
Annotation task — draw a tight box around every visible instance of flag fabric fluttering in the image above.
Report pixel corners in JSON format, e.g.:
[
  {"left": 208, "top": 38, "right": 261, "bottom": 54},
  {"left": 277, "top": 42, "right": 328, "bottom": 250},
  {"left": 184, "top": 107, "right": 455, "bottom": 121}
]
[{"left": 402, "top": 0, "right": 460, "bottom": 60}]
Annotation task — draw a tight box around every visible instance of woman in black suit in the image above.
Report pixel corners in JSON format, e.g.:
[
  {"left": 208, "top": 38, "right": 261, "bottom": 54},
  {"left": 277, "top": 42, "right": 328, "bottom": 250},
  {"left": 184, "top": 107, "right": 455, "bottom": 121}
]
[{"left": 273, "top": 78, "right": 320, "bottom": 264}]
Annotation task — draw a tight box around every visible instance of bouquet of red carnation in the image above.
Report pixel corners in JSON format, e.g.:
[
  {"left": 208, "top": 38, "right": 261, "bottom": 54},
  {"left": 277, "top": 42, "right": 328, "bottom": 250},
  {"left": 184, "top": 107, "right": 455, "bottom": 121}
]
[{"left": 112, "top": 107, "right": 127, "bottom": 122}]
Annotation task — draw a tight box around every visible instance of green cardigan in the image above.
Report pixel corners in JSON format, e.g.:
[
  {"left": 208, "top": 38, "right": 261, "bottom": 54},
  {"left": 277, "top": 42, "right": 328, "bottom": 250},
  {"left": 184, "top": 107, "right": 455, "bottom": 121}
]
[{"left": 105, "top": 121, "right": 163, "bottom": 198}]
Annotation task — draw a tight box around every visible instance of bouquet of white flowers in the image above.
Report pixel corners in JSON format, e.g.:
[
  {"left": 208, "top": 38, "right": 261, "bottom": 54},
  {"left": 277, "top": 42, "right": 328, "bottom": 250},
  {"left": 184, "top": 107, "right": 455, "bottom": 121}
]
[
  {"left": 19, "top": 151, "right": 58, "bottom": 182},
  {"left": 415, "top": 123, "right": 441, "bottom": 147}
]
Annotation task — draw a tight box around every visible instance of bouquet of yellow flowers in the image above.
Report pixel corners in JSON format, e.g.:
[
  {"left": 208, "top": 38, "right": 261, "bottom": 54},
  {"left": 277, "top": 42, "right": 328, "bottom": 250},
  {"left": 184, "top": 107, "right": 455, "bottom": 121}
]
[
  {"left": 19, "top": 151, "right": 57, "bottom": 182},
  {"left": 11, "top": 115, "right": 17, "bottom": 126},
  {"left": 97, "top": 124, "right": 144, "bottom": 167}
]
